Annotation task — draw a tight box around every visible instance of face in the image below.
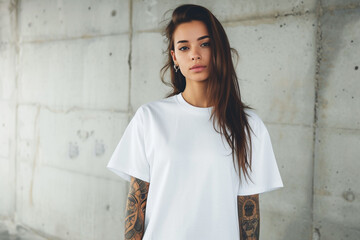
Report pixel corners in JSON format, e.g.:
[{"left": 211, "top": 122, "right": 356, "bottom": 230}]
[{"left": 171, "top": 20, "right": 211, "bottom": 83}]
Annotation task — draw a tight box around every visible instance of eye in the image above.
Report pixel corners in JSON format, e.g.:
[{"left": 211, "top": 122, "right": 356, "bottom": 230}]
[
  {"left": 178, "top": 42, "right": 210, "bottom": 51},
  {"left": 179, "top": 46, "right": 188, "bottom": 51}
]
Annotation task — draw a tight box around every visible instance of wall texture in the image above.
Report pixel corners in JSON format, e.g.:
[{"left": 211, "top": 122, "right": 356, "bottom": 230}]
[{"left": 0, "top": 0, "right": 359, "bottom": 239}]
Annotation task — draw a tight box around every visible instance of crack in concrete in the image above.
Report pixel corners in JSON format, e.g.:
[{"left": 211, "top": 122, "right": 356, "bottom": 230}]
[
  {"left": 311, "top": 0, "right": 324, "bottom": 238},
  {"left": 29, "top": 105, "right": 40, "bottom": 206},
  {"left": 128, "top": 0, "right": 134, "bottom": 122}
]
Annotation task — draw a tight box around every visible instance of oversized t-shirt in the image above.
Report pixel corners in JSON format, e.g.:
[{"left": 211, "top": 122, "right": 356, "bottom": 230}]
[{"left": 107, "top": 92, "right": 284, "bottom": 240}]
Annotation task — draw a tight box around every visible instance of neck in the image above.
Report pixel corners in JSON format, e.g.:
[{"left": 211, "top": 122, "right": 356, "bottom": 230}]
[{"left": 182, "top": 85, "right": 212, "bottom": 108}]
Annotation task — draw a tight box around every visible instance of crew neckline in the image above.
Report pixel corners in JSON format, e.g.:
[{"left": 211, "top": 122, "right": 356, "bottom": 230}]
[{"left": 176, "top": 92, "right": 213, "bottom": 114}]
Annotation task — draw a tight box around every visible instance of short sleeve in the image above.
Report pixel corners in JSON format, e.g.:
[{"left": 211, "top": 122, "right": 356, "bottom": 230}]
[
  {"left": 237, "top": 116, "right": 284, "bottom": 196},
  {"left": 106, "top": 106, "right": 150, "bottom": 183}
]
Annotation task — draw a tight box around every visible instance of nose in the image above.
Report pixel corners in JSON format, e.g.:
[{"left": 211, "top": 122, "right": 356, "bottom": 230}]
[{"left": 191, "top": 48, "right": 201, "bottom": 60}]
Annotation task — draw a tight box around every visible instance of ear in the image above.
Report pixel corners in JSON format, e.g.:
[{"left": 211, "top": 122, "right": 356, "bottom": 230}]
[{"left": 170, "top": 50, "right": 178, "bottom": 65}]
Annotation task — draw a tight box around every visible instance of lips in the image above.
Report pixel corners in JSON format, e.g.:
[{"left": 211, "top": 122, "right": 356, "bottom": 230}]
[{"left": 190, "top": 65, "right": 206, "bottom": 70}]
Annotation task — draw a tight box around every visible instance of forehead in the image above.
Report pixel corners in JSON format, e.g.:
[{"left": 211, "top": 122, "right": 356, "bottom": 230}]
[{"left": 173, "top": 20, "right": 209, "bottom": 41}]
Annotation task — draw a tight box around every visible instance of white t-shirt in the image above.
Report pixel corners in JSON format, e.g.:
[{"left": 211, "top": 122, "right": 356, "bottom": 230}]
[{"left": 107, "top": 92, "right": 284, "bottom": 240}]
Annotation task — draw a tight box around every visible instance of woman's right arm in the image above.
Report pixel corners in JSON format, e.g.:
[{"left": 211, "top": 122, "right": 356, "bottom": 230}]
[{"left": 124, "top": 176, "right": 150, "bottom": 240}]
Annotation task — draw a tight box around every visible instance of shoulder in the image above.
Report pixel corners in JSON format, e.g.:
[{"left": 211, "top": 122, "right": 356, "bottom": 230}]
[
  {"left": 244, "top": 108, "right": 264, "bottom": 128},
  {"left": 135, "top": 95, "right": 178, "bottom": 118},
  {"left": 244, "top": 108, "right": 268, "bottom": 138}
]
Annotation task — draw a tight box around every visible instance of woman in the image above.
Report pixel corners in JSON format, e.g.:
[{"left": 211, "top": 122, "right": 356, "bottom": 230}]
[{"left": 107, "top": 4, "right": 284, "bottom": 240}]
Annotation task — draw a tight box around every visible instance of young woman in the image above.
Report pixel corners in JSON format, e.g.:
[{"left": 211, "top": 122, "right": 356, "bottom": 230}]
[{"left": 107, "top": 4, "right": 284, "bottom": 240}]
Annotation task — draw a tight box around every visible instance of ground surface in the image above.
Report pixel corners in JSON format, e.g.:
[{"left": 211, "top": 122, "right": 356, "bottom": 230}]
[{"left": 0, "top": 222, "right": 47, "bottom": 240}]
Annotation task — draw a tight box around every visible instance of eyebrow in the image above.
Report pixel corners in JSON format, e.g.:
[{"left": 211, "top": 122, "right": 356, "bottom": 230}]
[{"left": 176, "top": 35, "right": 210, "bottom": 44}]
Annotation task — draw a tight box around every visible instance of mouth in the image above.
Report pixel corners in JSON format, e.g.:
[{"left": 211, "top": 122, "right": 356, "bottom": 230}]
[
  {"left": 190, "top": 66, "right": 206, "bottom": 72},
  {"left": 190, "top": 65, "right": 206, "bottom": 70}
]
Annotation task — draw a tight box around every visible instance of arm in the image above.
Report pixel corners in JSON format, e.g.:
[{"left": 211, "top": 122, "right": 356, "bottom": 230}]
[
  {"left": 124, "top": 176, "right": 150, "bottom": 240},
  {"left": 237, "top": 194, "right": 260, "bottom": 240}
]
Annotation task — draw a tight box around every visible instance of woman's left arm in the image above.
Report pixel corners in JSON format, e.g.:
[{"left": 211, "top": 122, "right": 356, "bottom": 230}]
[{"left": 237, "top": 194, "right": 260, "bottom": 240}]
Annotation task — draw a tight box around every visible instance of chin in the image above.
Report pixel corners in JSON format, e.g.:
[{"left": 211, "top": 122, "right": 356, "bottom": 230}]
[{"left": 186, "top": 74, "right": 210, "bottom": 82}]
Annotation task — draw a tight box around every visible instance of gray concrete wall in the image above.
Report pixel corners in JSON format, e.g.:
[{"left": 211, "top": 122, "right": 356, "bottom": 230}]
[{"left": 0, "top": 0, "right": 359, "bottom": 239}]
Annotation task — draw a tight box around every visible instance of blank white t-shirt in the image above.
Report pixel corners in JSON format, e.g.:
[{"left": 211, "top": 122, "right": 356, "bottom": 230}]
[{"left": 107, "top": 92, "right": 284, "bottom": 240}]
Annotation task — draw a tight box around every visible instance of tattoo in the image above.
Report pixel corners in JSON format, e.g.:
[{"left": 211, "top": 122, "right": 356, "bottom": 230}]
[
  {"left": 125, "top": 177, "right": 150, "bottom": 240},
  {"left": 237, "top": 194, "right": 260, "bottom": 240}
]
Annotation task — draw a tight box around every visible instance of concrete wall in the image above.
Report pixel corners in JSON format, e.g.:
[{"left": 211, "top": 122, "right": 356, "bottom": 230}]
[{"left": 0, "top": 0, "right": 359, "bottom": 239}]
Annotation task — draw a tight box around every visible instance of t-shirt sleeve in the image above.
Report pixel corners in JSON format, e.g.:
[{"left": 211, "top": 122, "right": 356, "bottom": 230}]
[
  {"left": 106, "top": 106, "right": 150, "bottom": 183},
  {"left": 237, "top": 116, "right": 284, "bottom": 196}
]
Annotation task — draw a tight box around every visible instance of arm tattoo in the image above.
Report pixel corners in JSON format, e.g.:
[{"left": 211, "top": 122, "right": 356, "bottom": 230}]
[
  {"left": 125, "top": 177, "right": 150, "bottom": 240},
  {"left": 237, "top": 194, "right": 260, "bottom": 240}
]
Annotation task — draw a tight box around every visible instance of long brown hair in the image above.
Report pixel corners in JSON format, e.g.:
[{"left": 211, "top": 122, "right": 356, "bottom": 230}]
[{"left": 160, "top": 4, "right": 256, "bottom": 184}]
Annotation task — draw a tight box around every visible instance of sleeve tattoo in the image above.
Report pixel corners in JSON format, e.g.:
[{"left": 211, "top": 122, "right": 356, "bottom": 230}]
[
  {"left": 237, "top": 194, "right": 260, "bottom": 240},
  {"left": 124, "top": 177, "right": 150, "bottom": 240}
]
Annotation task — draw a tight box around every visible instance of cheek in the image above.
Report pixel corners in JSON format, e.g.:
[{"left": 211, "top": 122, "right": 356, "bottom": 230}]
[
  {"left": 197, "top": 49, "right": 210, "bottom": 64},
  {"left": 205, "top": 50, "right": 212, "bottom": 61},
  {"left": 176, "top": 54, "right": 187, "bottom": 66}
]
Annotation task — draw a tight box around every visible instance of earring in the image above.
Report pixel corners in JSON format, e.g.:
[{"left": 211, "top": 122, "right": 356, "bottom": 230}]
[{"left": 174, "top": 64, "right": 180, "bottom": 73}]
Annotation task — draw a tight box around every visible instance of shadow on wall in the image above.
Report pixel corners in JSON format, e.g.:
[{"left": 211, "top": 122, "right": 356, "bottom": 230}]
[{"left": 317, "top": 8, "right": 359, "bottom": 105}]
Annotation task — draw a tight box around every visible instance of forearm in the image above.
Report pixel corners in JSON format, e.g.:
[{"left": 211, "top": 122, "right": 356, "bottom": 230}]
[
  {"left": 237, "top": 194, "right": 260, "bottom": 240},
  {"left": 125, "top": 177, "right": 150, "bottom": 240}
]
